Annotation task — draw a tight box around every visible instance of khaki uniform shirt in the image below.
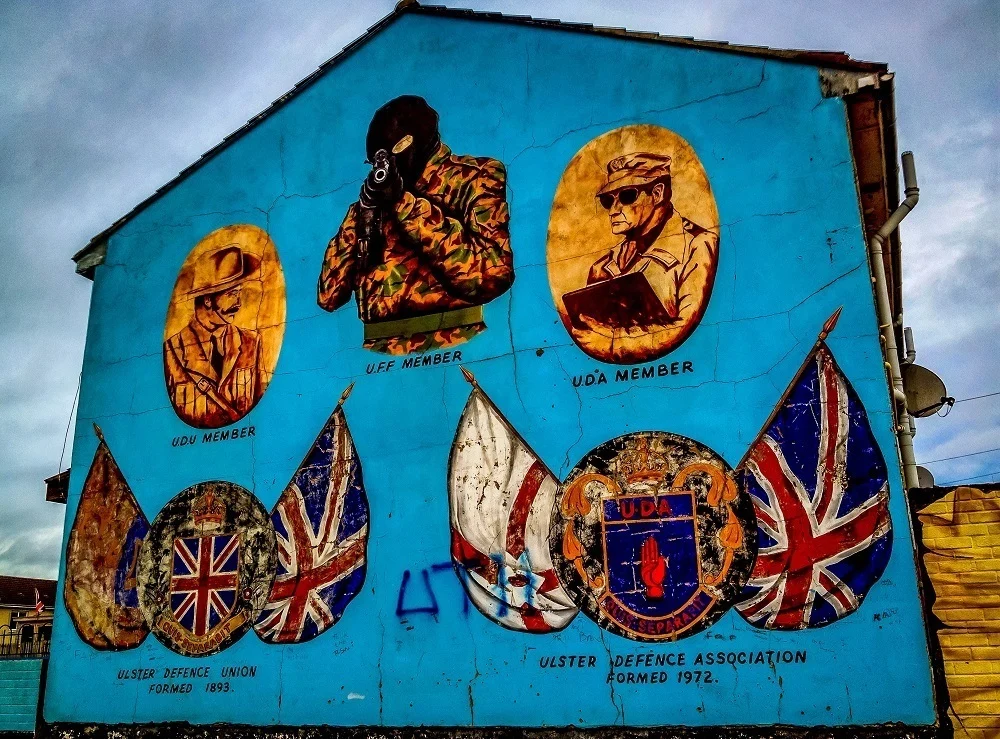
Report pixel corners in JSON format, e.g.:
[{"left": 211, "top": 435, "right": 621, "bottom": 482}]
[
  {"left": 588, "top": 211, "right": 718, "bottom": 327},
  {"left": 164, "top": 317, "right": 264, "bottom": 428}
]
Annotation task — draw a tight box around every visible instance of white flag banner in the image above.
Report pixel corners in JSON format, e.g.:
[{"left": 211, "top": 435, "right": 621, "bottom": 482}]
[{"left": 448, "top": 386, "right": 577, "bottom": 633}]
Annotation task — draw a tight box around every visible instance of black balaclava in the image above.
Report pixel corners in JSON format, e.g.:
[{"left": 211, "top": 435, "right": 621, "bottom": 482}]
[{"left": 366, "top": 95, "right": 441, "bottom": 188}]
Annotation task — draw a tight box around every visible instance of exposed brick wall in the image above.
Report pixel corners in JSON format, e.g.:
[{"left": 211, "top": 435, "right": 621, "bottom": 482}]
[
  {"left": 916, "top": 486, "right": 1000, "bottom": 738},
  {"left": 0, "top": 657, "right": 42, "bottom": 733}
]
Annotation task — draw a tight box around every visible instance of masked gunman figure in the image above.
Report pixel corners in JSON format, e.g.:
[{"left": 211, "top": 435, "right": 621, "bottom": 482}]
[
  {"left": 566, "top": 153, "right": 719, "bottom": 364},
  {"left": 318, "top": 96, "right": 514, "bottom": 355},
  {"left": 164, "top": 245, "right": 266, "bottom": 428}
]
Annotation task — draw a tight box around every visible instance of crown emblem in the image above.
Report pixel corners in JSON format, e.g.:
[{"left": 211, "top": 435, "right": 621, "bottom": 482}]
[
  {"left": 192, "top": 490, "right": 226, "bottom": 528},
  {"left": 618, "top": 436, "right": 668, "bottom": 484}
]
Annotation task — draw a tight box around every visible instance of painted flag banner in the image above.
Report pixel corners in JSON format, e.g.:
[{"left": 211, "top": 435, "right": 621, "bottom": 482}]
[
  {"left": 254, "top": 401, "right": 369, "bottom": 644},
  {"left": 64, "top": 427, "right": 149, "bottom": 650},
  {"left": 736, "top": 339, "right": 892, "bottom": 630},
  {"left": 449, "top": 381, "right": 578, "bottom": 633}
]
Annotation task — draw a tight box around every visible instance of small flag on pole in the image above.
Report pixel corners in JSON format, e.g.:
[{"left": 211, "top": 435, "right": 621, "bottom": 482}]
[{"left": 34, "top": 588, "right": 44, "bottom": 615}]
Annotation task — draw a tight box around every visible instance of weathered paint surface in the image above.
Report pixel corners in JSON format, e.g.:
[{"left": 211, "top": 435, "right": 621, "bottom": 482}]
[
  {"left": 163, "top": 224, "right": 285, "bottom": 429},
  {"left": 137, "top": 481, "right": 276, "bottom": 657},
  {"left": 63, "top": 432, "right": 149, "bottom": 650},
  {"left": 47, "top": 12, "right": 935, "bottom": 730},
  {"left": 916, "top": 487, "right": 1000, "bottom": 737}
]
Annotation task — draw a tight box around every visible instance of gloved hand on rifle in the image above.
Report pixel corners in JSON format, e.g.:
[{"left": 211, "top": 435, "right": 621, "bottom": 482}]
[{"left": 359, "top": 149, "right": 403, "bottom": 208}]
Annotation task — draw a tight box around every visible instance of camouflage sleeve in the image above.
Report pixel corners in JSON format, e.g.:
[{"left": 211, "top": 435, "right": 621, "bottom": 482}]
[
  {"left": 390, "top": 159, "right": 513, "bottom": 302},
  {"left": 317, "top": 204, "right": 360, "bottom": 312}
]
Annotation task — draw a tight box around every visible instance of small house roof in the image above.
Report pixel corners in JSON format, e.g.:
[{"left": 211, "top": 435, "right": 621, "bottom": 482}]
[{"left": 0, "top": 575, "right": 56, "bottom": 609}]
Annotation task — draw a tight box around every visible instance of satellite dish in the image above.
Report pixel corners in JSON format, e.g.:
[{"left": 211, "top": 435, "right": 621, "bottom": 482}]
[
  {"left": 916, "top": 465, "right": 935, "bottom": 488},
  {"left": 902, "top": 364, "right": 949, "bottom": 417}
]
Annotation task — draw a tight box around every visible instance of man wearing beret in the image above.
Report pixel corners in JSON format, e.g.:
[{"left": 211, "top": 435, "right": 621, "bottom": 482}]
[
  {"left": 570, "top": 152, "right": 719, "bottom": 364},
  {"left": 317, "top": 95, "right": 514, "bottom": 355},
  {"left": 164, "top": 244, "right": 266, "bottom": 428}
]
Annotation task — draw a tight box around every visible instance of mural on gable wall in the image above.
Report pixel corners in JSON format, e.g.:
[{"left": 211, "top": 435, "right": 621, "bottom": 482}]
[
  {"left": 317, "top": 95, "right": 514, "bottom": 356},
  {"left": 547, "top": 125, "right": 719, "bottom": 364},
  {"left": 63, "top": 426, "right": 149, "bottom": 650},
  {"left": 163, "top": 224, "right": 285, "bottom": 429},
  {"left": 50, "top": 14, "right": 938, "bottom": 729}
]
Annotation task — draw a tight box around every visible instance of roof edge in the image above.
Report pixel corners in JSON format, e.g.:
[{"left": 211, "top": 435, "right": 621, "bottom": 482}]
[{"left": 72, "top": 1, "right": 889, "bottom": 279}]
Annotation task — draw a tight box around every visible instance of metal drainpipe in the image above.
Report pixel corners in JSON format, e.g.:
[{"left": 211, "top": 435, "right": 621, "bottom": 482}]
[{"left": 868, "top": 151, "right": 920, "bottom": 489}]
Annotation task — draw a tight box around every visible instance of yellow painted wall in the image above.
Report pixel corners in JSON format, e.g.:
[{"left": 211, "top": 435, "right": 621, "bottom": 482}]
[
  {"left": 0, "top": 607, "right": 15, "bottom": 630},
  {"left": 917, "top": 486, "right": 1000, "bottom": 738}
]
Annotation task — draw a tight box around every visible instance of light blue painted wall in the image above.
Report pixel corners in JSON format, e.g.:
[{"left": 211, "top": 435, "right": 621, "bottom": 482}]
[
  {"left": 45, "top": 13, "right": 935, "bottom": 728},
  {"left": 0, "top": 659, "right": 41, "bottom": 733}
]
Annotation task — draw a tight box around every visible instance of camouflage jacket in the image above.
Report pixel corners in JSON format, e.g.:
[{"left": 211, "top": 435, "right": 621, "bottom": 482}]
[{"left": 318, "top": 143, "right": 513, "bottom": 355}]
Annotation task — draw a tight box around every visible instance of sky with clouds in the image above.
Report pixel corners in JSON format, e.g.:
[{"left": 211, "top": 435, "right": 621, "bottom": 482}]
[{"left": 1, "top": 0, "right": 996, "bottom": 579}]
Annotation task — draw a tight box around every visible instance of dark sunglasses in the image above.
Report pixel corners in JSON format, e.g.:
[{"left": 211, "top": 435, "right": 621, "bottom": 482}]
[{"left": 598, "top": 187, "right": 643, "bottom": 210}]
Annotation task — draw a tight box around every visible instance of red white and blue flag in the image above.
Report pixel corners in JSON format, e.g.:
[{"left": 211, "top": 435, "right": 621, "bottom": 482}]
[
  {"left": 736, "top": 339, "right": 892, "bottom": 630},
  {"left": 448, "top": 380, "right": 578, "bottom": 633},
  {"left": 170, "top": 534, "right": 240, "bottom": 636},
  {"left": 254, "top": 404, "right": 369, "bottom": 644}
]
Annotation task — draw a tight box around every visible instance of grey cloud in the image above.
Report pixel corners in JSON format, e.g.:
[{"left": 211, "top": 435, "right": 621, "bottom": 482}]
[{"left": 1, "top": 0, "right": 997, "bottom": 578}]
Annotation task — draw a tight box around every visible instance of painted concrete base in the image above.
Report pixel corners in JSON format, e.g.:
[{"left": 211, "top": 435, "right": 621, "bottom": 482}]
[{"left": 38, "top": 724, "right": 941, "bottom": 738}]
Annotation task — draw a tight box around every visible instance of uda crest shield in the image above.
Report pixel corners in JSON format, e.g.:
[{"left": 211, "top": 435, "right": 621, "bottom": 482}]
[{"left": 550, "top": 432, "right": 757, "bottom": 641}]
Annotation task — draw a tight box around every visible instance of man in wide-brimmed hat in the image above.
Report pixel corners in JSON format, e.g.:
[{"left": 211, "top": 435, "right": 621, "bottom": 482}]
[
  {"left": 569, "top": 152, "right": 719, "bottom": 364},
  {"left": 164, "top": 244, "right": 266, "bottom": 428}
]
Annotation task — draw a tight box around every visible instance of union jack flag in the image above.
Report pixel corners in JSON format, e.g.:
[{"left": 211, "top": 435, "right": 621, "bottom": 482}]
[
  {"left": 170, "top": 534, "right": 240, "bottom": 636},
  {"left": 736, "top": 341, "right": 892, "bottom": 630},
  {"left": 254, "top": 406, "right": 369, "bottom": 644}
]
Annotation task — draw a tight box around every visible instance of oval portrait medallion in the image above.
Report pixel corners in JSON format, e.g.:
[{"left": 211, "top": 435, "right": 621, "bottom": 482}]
[
  {"left": 137, "top": 481, "right": 276, "bottom": 657},
  {"left": 550, "top": 432, "right": 756, "bottom": 641},
  {"left": 163, "top": 224, "right": 285, "bottom": 429},
  {"left": 547, "top": 125, "right": 719, "bottom": 365}
]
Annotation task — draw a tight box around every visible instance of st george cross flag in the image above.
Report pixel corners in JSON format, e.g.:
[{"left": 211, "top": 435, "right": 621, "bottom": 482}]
[
  {"left": 449, "top": 372, "right": 578, "bottom": 633},
  {"left": 255, "top": 390, "right": 369, "bottom": 644},
  {"left": 736, "top": 313, "right": 892, "bottom": 630}
]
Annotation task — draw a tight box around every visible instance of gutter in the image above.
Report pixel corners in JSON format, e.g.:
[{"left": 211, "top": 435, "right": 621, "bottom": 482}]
[{"left": 868, "top": 151, "right": 920, "bottom": 489}]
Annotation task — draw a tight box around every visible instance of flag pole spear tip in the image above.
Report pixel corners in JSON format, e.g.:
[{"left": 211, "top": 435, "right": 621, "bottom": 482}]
[
  {"left": 460, "top": 366, "right": 478, "bottom": 386},
  {"left": 92, "top": 423, "right": 105, "bottom": 443},
  {"left": 337, "top": 382, "right": 355, "bottom": 407},
  {"left": 819, "top": 306, "right": 843, "bottom": 341}
]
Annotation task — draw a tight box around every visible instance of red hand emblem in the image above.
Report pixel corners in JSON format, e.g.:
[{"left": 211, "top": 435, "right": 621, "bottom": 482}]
[{"left": 640, "top": 536, "right": 668, "bottom": 599}]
